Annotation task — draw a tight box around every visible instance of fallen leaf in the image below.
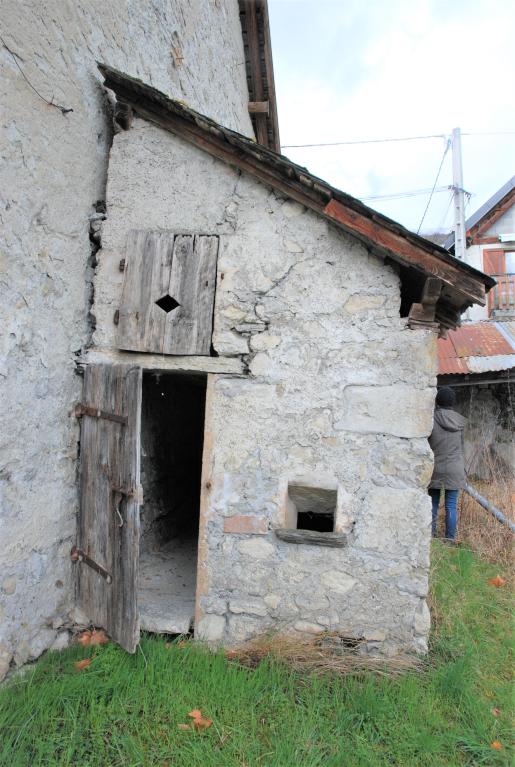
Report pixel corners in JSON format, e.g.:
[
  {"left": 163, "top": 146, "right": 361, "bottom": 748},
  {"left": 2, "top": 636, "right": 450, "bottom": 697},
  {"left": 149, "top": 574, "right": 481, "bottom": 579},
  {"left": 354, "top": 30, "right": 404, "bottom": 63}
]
[
  {"left": 74, "top": 659, "right": 92, "bottom": 671},
  {"left": 89, "top": 629, "right": 109, "bottom": 645},
  {"left": 77, "top": 630, "right": 92, "bottom": 646},
  {"left": 491, "top": 707, "right": 501, "bottom": 717},
  {"left": 192, "top": 716, "right": 212, "bottom": 731},
  {"left": 188, "top": 709, "right": 202, "bottom": 720},
  {"left": 491, "top": 741, "right": 503, "bottom": 750},
  {"left": 487, "top": 575, "right": 506, "bottom": 588},
  {"left": 178, "top": 723, "right": 191, "bottom": 731}
]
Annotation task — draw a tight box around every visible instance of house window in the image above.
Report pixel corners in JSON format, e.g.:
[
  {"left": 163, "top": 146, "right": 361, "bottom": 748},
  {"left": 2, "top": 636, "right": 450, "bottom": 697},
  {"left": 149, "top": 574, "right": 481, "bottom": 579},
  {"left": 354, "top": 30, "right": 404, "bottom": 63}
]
[{"left": 505, "top": 252, "right": 515, "bottom": 274}]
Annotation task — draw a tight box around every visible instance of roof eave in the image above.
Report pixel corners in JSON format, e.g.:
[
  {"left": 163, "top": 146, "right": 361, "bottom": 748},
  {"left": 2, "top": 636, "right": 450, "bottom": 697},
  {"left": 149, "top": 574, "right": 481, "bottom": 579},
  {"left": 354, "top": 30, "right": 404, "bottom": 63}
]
[{"left": 97, "top": 64, "right": 493, "bottom": 326}]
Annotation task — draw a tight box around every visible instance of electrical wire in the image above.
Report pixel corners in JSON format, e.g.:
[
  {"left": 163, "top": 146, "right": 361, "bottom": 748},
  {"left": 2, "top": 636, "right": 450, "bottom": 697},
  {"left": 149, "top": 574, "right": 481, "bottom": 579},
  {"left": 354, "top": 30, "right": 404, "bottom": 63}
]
[
  {"left": 417, "top": 138, "right": 451, "bottom": 234},
  {"left": 282, "top": 131, "right": 515, "bottom": 149},
  {"left": 282, "top": 133, "right": 446, "bottom": 148},
  {"left": 360, "top": 185, "right": 450, "bottom": 202},
  {"left": 438, "top": 191, "right": 455, "bottom": 232}
]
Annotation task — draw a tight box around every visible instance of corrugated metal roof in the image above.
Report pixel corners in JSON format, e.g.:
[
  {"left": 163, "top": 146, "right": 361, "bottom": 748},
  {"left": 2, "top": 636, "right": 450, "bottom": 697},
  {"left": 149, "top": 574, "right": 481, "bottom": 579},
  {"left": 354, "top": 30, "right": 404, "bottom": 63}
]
[
  {"left": 438, "top": 321, "right": 515, "bottom": 375},
  {"left": 467, "top": 354, "right": 515, "bottom": 373}
]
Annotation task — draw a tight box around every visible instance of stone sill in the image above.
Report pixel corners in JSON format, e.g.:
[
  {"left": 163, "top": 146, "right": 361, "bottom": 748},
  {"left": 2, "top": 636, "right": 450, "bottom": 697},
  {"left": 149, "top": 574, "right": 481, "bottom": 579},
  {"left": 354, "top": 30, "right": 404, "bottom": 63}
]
[{"left": 275, "top": 529, "right": 348, "bottom": 548}]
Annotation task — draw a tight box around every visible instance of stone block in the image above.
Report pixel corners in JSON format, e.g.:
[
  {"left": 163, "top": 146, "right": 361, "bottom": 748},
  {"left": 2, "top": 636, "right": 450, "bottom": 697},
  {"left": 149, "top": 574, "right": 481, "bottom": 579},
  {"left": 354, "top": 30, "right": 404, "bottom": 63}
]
[
  {"left": 249, "top": 333, "right": 281, "bottom": 352},
  {"left": 2, "top": 577, "right": 16, "bottom": 595},
  {"left": 224, "top": 515, "right": 268, "bottom": 535},
  {"left": 196, "top": 614, "right": 225, "bottom": 642},
  {"left": 0, "top": 645, "right": 12, "bottom": 682},
  {"left": 263, "top": 593, "right": 281, "bottom": 609},
  {"left": 344, "top": 294, "right": 385, "bottom": 314},
  {"left": 293, "top": 620, "right": 325, "bottom": 634},
  {"left": 335, "top": 385, "right": 434, "bottom": 438},
  {"left": 238, "top": 538, "right": 275, "bottom": 560},
  {"left": 353, "top": 486, "right": 429, "bottom": 558},
  {"left": 320, "top": 570, "right": 357, "bottom": 595},
  {"left": 50, "top": 631, "right": 71, "bottom": 652},
  {"left": 413, "top": 600, "right": 431, "bottom": 635},
  {"left": 229, "top": 599, "right": 268, "bottom": 617}
]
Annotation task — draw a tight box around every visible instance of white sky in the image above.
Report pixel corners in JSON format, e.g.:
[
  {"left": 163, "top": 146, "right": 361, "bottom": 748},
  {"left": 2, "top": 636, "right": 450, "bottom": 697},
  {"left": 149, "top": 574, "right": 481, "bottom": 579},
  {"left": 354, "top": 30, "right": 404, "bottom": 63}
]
[{"left": 268, "top": 0, "right": 515, "bottom": 234}]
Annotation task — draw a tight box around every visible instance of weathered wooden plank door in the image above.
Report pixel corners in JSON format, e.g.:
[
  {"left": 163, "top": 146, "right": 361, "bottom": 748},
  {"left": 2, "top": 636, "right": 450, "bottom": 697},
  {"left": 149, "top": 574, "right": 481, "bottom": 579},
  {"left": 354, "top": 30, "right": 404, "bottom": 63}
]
[
  {"left": 117, "top": 231, "right": 218, "bottom": 355},
  {"left": 76, "top": 364, "right": 142, "bottom": 653}
]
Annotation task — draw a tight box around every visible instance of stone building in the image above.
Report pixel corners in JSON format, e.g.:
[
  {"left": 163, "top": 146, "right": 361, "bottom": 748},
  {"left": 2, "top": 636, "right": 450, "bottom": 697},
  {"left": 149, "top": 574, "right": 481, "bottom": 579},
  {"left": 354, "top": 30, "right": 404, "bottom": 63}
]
[
  {"left": 0, "top": 1, "right": 492, "bottom": 678},
  {"left": 0, "top": 0, "right": 276, "bottom": 680},
  {"left": 69, "top": 66, "right": 491, "bottom": 657}
]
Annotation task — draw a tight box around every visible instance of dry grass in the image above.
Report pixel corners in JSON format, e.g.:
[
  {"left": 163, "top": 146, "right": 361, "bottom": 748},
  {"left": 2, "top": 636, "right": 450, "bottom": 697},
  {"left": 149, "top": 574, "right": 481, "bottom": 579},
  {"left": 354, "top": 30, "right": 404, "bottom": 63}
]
[
  {"left": 459, "top": 476, "right": 514, "bottom": 570},
  {"left": 224, "top": 633, "right": 423, "bottom": 677}
]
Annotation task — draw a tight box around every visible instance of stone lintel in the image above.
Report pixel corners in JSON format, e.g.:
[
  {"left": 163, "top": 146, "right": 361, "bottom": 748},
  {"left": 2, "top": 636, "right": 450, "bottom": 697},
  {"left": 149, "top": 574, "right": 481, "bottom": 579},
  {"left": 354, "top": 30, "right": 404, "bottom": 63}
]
[{"left": 80, "top": 348, "right": 245, "bottom": 375}]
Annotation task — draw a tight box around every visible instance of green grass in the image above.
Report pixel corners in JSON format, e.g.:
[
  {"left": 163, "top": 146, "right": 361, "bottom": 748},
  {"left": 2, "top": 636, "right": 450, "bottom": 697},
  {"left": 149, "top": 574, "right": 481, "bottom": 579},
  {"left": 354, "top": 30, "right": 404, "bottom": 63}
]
[{"left": 0, "top": 541, "right": 512, "bottom": 766}]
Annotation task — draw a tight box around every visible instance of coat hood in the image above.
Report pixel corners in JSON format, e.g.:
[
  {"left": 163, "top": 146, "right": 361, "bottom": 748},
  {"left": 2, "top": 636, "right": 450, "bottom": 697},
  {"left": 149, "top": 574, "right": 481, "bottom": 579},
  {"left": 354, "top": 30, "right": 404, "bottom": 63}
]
[{"left": 434, "top": 407, "right": 466, "bottom": 433}]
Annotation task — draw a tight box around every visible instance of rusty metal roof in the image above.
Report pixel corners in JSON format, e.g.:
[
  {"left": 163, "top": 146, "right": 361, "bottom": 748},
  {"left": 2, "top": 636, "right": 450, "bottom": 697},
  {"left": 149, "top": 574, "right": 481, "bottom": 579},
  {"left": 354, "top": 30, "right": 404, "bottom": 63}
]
[{"left": 438, "top": 321, "right": 515, "bottom": 375}]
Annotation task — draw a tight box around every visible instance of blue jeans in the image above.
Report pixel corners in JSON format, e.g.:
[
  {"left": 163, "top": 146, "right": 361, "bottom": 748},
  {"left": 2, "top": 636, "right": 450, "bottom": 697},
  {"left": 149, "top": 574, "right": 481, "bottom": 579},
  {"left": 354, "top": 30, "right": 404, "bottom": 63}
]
[{"left": 429, "top": 489, "right": 459, "bottom": 540}]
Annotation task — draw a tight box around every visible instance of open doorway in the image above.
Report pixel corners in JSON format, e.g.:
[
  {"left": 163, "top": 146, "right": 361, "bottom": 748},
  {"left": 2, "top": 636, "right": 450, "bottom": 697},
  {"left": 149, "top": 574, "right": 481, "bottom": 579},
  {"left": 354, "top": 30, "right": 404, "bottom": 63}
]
[{"left": 138, "top": 371, "right": 206, "bottom": 634}]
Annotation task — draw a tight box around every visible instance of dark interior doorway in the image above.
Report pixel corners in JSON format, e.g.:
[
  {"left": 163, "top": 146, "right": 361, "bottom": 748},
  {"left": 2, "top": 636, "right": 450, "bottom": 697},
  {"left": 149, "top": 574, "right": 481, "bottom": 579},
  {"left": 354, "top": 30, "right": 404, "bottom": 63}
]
[{"left": 138, "top": 372, "right": 206, "bottom": 634}]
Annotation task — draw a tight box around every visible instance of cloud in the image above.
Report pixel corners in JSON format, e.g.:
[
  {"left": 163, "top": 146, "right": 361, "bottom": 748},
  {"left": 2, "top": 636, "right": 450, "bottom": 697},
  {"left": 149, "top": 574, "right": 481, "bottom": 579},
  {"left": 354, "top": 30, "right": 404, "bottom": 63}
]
[{"left": 269, "top": 0, "right": 515, "bottom": 232}]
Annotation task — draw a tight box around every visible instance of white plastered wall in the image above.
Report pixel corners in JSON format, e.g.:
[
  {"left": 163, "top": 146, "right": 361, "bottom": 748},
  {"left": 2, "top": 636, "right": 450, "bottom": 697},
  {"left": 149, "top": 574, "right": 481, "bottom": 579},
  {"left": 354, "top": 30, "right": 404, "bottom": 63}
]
[{"left": 0, "top": 0, "right": 253, "bottom": 679}]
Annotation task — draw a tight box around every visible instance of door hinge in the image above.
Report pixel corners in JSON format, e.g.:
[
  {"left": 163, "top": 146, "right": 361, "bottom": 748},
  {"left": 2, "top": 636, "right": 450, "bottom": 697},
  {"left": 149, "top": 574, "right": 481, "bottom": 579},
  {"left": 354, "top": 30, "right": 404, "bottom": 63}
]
[
  {"left": 75, "top": 403, "right": 128, "bottom": 425},
  {"left": 71, "top": 546, "right": 113, "bottom": 584}
]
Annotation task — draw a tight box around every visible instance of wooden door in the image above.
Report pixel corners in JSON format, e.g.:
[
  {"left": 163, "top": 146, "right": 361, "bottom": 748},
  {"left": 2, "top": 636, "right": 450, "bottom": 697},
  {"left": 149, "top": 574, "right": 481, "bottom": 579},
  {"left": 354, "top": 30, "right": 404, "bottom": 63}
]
[
  {"left": 75, "top": 364, "right": 142, "bottom": 652},
  {"left": 117, "top": 231, "right": 219, "bottom": 355}
]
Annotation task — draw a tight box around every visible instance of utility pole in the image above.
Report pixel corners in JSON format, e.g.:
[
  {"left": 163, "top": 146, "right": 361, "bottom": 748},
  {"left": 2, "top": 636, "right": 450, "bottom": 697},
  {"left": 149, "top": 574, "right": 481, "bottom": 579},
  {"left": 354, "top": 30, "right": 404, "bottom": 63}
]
[{"left": 452, "top": 127, "right": 467, "bottom": 261}]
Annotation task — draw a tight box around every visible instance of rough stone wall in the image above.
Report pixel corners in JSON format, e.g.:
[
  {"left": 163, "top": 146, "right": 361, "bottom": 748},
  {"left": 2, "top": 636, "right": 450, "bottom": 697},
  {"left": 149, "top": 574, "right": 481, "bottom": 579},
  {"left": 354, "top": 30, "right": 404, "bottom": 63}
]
[
  {"left": 454, "top": 383, "right": 515, "bottom": 480},
  {"left": 0, "top": 1, "right": 252, "bottom": 680},
  {"left": 93, "top": 120, "right": 437, "bottom": 654}
]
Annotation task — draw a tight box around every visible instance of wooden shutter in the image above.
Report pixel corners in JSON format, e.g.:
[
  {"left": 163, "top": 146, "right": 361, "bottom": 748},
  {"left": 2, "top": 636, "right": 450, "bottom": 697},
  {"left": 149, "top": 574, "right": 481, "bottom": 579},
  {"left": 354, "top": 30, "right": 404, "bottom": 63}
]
[
  {"left": 117, "top": 231, "right": 219, "bottom": 355},
  {"left": 483, "top": 249, "right": 506, "bottom": 315},
  {"left": 76, "top": 364, "right": 142, "bottom": 653},
  {"left": 482, "top": 249, "right": 505, "bottom": 275}
]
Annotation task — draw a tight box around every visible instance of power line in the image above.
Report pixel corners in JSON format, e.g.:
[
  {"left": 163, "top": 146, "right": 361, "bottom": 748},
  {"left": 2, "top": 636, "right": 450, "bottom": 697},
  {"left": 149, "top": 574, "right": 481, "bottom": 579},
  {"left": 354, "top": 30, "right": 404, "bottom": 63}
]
[
  {"left": 282, "top": 133, "right": 446, "bottom": 148},
  {"left": 360, "top": 185, "right": 450, "bottom": 202},
  {"left": 438, "top": 191, "right": 455, "bottom": 232},
  {"left": 417, "top": 138, "right": 451, "bottom": 234},
  {"left": 282, "top": 131, "right": 515, "bottom": 149}
]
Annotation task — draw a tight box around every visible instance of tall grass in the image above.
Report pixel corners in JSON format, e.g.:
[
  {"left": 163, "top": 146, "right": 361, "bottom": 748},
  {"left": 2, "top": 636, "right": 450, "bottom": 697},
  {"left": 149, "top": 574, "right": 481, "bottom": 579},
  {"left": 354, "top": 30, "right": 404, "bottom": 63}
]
[
  {"left": 0, "top": 542, "right": 512, "bottom": 767},
  {"left": 455, "top": 383, "right": 514, "bottom": 569}
]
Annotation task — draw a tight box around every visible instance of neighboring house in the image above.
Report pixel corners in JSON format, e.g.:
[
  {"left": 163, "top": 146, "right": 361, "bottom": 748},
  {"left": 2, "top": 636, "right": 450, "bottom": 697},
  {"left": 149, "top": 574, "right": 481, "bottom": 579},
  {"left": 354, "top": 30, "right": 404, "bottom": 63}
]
[
  {"left": 445, "top": 177, "right": 515, "bottom": 321},
  {"left": 438, "top": 321, "right": 515, "bottom": 479},
  {"left": 70, "top": 65, "right": 492, "bottom": 658}
]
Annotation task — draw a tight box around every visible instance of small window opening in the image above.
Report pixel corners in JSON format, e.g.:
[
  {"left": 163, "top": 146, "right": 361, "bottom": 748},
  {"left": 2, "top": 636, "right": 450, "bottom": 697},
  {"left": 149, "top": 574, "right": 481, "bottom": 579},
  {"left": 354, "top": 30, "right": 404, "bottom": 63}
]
[
  {"left": 155, "top": 294, "right": 180, "bottom": 313},
  {"left": 288, "top": 484, "right": 336, "bottom": 533}
]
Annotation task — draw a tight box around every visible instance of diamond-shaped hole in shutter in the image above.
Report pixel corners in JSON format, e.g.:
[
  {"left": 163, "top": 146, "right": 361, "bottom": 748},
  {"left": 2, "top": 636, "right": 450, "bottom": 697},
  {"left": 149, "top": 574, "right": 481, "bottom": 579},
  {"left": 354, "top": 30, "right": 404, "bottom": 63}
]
[{"left": 155, "top": 294, "right": 180, "bottom": 313}]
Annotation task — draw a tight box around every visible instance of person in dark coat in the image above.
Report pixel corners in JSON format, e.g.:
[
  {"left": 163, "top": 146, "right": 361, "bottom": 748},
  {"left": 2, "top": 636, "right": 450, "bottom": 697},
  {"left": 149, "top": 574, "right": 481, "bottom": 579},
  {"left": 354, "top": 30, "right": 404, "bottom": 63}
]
[{"left": 428, "top": 386, "right": 467, "bottom": 540}]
